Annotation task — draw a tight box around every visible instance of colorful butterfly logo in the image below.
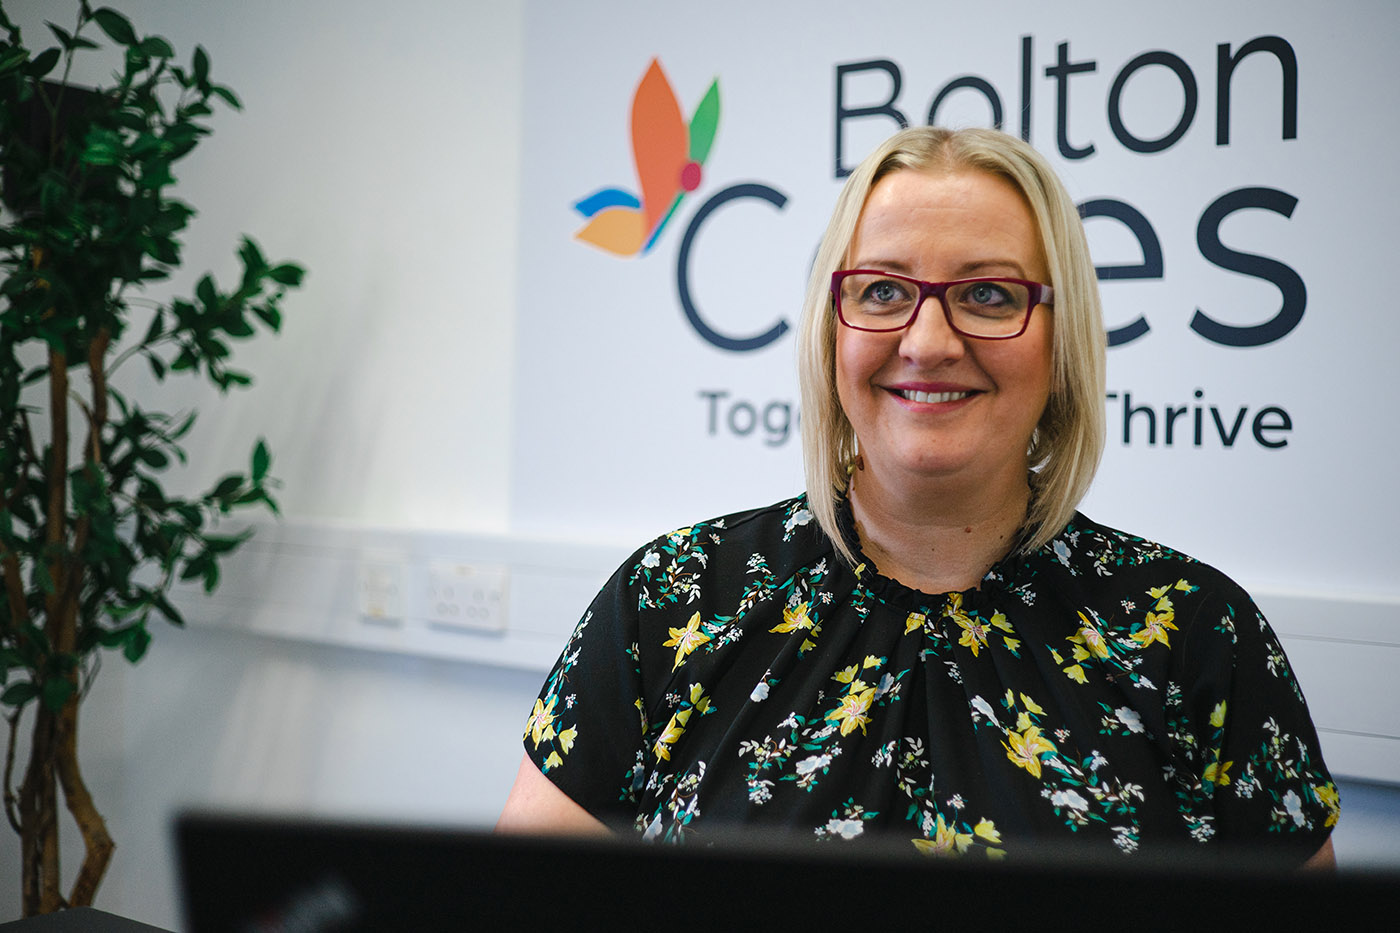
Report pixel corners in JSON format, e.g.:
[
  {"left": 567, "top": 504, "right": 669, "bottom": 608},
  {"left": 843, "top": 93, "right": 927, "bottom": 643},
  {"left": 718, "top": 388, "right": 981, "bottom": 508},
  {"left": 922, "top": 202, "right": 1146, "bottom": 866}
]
[{"left": 573, "top": 59, "right": 720, "bottom": 257}]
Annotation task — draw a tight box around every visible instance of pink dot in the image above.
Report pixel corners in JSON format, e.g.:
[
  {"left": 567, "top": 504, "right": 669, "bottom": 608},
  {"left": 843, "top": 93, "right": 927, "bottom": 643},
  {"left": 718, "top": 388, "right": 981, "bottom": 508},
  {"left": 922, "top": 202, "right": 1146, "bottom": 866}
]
[{"left": 680, "top": 161, "right": 702, "bottom": 192}]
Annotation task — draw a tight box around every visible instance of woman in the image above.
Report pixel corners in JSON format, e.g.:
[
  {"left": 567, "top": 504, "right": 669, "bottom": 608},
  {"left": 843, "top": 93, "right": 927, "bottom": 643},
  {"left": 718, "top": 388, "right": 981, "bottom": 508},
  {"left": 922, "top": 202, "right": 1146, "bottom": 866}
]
[{"left": 497, "top": 127, "right": 1339, "bottom": 867}]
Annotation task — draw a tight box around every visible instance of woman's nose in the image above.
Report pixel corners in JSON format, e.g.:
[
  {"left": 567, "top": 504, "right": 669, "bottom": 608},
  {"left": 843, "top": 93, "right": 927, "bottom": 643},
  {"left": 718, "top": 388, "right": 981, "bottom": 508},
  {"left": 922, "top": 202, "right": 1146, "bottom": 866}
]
[{"left": 899, "top": 296, "right": 967, "bottom": 365}]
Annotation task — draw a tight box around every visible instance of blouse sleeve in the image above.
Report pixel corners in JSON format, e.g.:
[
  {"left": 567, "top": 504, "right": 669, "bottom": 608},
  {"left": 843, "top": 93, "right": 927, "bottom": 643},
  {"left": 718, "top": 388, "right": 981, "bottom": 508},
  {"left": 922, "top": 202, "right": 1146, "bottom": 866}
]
[
  {"left": 1174, "top": 581, "right": 1339, "bottom": 860},
  {"left": 521, "top": 548, "right": 649, "bottom": 827}
]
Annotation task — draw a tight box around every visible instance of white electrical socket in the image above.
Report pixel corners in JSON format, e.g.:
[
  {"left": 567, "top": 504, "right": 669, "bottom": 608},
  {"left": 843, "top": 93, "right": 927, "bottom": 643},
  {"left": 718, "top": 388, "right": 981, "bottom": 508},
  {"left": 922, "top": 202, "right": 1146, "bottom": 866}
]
[
  {"left": 356, "top": 557, "right": 407, "bottom": 622},
  {"left": 425, "top": 561, "right": 508, "bottom": 632}
]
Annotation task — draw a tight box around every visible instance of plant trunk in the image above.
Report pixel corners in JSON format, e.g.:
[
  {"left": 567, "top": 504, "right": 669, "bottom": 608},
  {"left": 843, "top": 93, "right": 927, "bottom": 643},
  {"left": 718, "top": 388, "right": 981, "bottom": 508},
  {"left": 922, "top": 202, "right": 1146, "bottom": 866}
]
[
  {"left": 18, "top": 706, "right": 62, "bottom": 915},
  {"left": 56, "top": 690, "right": 114, "bottom": 908}
]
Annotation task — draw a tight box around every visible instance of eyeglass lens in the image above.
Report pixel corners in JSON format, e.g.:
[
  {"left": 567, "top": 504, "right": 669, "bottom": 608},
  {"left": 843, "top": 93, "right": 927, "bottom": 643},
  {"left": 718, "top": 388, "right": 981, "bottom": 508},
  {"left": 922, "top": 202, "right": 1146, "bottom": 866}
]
[{"left": 837, "top": 273, "right": 1034, "bottom": 337}]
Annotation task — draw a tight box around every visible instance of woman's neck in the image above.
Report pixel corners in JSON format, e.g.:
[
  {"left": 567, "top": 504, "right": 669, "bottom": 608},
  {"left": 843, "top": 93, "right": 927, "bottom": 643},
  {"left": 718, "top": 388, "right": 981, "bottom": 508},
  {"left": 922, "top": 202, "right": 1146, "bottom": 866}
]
[{"left": 847, "top": 463, "right": 1030, "bottom": 594}]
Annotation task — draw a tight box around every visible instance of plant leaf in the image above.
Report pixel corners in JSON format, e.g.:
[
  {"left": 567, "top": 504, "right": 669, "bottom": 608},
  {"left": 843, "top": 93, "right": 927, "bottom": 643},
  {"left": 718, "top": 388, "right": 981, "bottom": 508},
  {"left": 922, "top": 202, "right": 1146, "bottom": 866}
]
[
  {"left": 123, "top": 625, "right": 151, "bottom": 663},
  {"left": 252, "top": 439, "right": 270, "bottom": 482},
  {"left": 27, "top": 47, "right": 61, "bottom": 78},
  {"left": 210, "top": 84, "right": 241, "bottom": 110},
  {"left": 41, "top": 677, "right": 74, "bottom": 711},
  {"left": 92, "top": 7, "right": 137, "bottom": 45},
  {"left": 1, "top": 681, "right": 39, "bottom": 708},
  {"left": 46, "top": 22, "right": 74, "bottom": 49},
  {"left": 140, "top": 35, "right": 173, "bottom": 59}
]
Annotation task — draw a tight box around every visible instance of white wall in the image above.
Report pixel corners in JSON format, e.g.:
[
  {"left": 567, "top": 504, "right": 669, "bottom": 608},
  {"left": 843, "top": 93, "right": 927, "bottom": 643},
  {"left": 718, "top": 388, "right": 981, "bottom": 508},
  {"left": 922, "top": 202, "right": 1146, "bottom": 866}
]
[
  {"left": 2, "top": 0, "right": 529, "bottom": 925},
  {"left": 1, "top": 1, "right": 1398, "bottom": 927}
]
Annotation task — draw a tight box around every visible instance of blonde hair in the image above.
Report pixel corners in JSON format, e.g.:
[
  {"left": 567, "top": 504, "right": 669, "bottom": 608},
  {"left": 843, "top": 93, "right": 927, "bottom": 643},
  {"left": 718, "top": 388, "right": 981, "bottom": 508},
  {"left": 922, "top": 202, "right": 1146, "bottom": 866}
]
[{"left": 797, "top": 126, "right": 1106, "bottom": 566}]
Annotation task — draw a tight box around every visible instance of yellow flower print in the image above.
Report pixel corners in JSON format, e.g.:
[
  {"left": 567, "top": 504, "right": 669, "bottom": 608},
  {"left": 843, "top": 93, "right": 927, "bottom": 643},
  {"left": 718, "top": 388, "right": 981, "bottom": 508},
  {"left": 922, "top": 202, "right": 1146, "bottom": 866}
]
[
  {"left": 1004, "top": 724, "right": 1057, "bottom": 778},
  {"left": 1203, "top": 759, "right": 1233, "bottom": 786},
  {"left": 989, "top": 612, "right": 1013, "bottom": 634},
  {"left": 524, "top": 695, "right": 557, "bottom": 747},
  {"left": 833, "top": 665, "right": 859, "bottom": 684},
  {"left": 558, "top": 727, "right": 578, "bottom": 754},
  {"left": 1020, "top": 694, "right": 1045, "bottom": 717},
  {"left": 904, "top": 611, "right": 927, "bottom": 635},
  {"left": 688, "top": 682, "right": 712, "bottom": 714},
  {"left": 653, "top": 685, "right": 710, "bottom": 761},
  {"left": 664, "top": 611, "right": 711, "bottom": 670},
  {"left": 1210, "top": 701, "right": 1228, "bottom": 729},
  {"left": 1314, "top": 783, "right": 1341, "bottom": 827},
  {"left": 1073, "top": 612, "right": 1113, "bottom": 660},
  {"left": 543, "top": 751, "right": 563, "bottom": 770},
  {"left": 826, "top": 684, "right": 878, "bottom": 736},
  {"left": 653, "top": 710, "right": 687, "bottom": 761},
  {"left": 913, "top": 814, "right": 973, "bottom": 856},
  {"left": 973, "top": 818, "right": 1001, "bottom": 843},
  {"left": 1064, "top": 664, "right": 1087, "bottom": 684},
  {"left": 770, "top": 600, "right": 814, "bottom": 634},
  {"left": 862, "top": 654, "right": 881, "bottom": 669},
  {"left": 955, "top": 614, "right": 990, "bottom": 657},
  {"left": 1132, "top": 611, "right": 1178, "bottom": 648}
]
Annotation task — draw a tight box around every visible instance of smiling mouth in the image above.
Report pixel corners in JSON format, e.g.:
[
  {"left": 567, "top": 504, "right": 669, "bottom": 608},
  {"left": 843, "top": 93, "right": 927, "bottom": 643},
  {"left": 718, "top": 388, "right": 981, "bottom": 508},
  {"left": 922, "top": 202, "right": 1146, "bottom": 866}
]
[{"left": 896, "top": 389, "right": 973, "bottom": 404}]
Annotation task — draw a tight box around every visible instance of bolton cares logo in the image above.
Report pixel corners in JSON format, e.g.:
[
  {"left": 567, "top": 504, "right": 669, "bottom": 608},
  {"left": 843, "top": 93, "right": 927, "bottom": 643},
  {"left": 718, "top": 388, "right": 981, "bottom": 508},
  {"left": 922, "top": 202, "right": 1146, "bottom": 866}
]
[{"left": 572, "top": 59, "right": 720, "bottom": 256}]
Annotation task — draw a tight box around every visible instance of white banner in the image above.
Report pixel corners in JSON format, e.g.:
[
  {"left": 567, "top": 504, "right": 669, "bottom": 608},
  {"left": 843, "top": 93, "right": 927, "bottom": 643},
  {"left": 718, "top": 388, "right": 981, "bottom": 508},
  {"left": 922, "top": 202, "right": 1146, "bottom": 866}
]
[{"left": 510, "top": 0, "right": 1400, "bottom": 600}]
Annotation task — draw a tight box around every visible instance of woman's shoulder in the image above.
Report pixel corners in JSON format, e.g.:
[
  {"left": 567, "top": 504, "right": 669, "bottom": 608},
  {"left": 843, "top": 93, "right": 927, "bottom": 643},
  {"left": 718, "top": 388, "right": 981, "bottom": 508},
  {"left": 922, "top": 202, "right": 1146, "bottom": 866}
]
[
  {"left": 631, "top": 494, "right": 826, "bottom": 565},
  {"left": 1037, "top": 512, "right": 1257, "bottom": 610},
  {"left": 1049, "top": 513, "right": 1214, "bottom": 575}
]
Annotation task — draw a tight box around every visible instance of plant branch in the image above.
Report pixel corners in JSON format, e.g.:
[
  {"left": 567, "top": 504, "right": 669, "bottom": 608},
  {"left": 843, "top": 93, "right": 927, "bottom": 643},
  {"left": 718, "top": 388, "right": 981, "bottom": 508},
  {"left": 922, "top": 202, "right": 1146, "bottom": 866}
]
[
  {"left": 56, "top": 699, "right": 112, "bottom": 907},
  {"left": 44, "top": 343, "right": 69, "bottom": 636},
  {"left": 4, "top": 709, "right": 22, "bottom": 834},
  {"left": 1, "top": 546, "right": 28, "bottom": 629},
  {"left": 104, "top": 328, "right": 176, "bottom": 380}
]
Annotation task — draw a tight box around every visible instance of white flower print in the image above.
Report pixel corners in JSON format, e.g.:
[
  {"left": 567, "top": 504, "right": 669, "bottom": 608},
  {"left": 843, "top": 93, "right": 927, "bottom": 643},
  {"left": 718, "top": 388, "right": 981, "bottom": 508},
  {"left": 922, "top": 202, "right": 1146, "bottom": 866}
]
[
  {"left": 1284, "top": 789, "right": 1305, "bottom": 826},
  {"left": 749, "top": 682, "right": 770, "bottom": 702},
  {"left": 1052, "top": 789, "right": 1089, "bottom": 812},
  {"left": 824, "top": 818, "right": 865, "bottom": 840},
  {"left": 640, "top": 550, "right": 660, "bottom": 568},
  {"left": 784, "top": 508, "right": 813, "bottom": 535},
  {"left": 1115, "top": 707, "right": 1145, "bottom": 733},
  {"left": 748, "top": 781, "right": 773, "bottom": 805}
]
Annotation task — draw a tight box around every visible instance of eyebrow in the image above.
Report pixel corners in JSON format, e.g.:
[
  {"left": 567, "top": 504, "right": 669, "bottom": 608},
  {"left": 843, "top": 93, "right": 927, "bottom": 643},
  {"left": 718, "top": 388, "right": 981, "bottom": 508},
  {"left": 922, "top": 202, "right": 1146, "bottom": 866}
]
[{"left": 850, "top": 257, "right": 1029, "bottom": 278}]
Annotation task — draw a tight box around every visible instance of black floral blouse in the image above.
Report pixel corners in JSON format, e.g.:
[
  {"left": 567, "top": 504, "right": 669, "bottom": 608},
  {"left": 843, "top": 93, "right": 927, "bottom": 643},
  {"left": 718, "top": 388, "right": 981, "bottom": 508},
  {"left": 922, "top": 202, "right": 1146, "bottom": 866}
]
[{"left": 523, "top": 495, "right": 1339, "bottom": 861}]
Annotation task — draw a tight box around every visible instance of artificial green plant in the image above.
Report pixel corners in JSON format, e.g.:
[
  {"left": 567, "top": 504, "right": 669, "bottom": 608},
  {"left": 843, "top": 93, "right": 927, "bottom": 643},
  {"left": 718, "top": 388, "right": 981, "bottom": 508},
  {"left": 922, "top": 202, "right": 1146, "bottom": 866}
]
[{"left": 0, "top": 1, "right": 301, "bottom": 914}]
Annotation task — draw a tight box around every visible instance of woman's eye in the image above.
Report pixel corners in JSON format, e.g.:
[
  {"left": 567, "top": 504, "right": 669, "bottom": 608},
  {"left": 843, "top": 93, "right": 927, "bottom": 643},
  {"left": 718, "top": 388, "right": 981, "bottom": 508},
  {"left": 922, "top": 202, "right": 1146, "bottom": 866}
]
[
  {"left": 966, "top": 282, "right": 1011, "bottom": 305},
  {"left": 864, "top": 280, "right": 909, "bottom": 304}
]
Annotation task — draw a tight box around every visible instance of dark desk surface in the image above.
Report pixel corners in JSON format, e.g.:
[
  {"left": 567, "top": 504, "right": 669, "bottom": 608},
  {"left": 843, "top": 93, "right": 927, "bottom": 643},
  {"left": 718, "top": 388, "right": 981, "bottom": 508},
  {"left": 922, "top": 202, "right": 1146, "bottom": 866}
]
[{"left": 0, "top": 908, "right": 171, "bottom": 933}]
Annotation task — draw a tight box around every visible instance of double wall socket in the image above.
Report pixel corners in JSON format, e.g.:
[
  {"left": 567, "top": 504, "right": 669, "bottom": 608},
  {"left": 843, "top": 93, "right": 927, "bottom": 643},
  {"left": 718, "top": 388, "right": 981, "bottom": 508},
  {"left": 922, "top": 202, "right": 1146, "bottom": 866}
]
[
  {"left": 425, "top": 560, "right": 508, "bottom": 633},
  {"left": 355, "top": 557, "right": 509, "bottom": 633}
]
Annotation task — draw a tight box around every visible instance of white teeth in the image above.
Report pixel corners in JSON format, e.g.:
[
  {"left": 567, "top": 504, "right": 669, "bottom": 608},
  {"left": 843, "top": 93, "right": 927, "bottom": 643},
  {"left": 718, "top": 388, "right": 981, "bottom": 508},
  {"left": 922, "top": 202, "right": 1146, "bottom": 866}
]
[{"left": 900, "top": 389, "right": 971, "bottom": 404}]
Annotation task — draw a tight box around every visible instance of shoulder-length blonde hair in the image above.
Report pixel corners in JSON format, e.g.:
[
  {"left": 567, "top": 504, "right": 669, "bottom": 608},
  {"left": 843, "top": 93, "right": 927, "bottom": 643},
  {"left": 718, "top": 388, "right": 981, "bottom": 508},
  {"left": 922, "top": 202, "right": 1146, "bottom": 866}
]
[{"left": 797, "top": 126, "right": 1106, "bottom": 566}]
